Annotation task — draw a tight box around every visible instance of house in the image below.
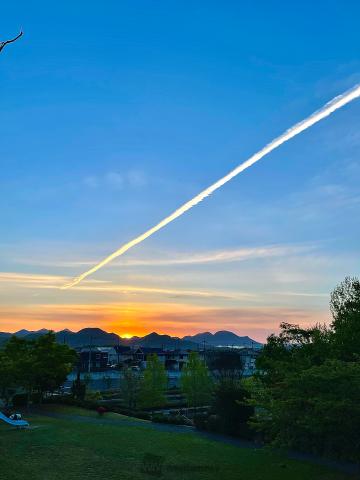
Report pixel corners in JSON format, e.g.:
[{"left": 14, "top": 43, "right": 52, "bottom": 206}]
[
  {"left": 164, "top": 349, "right": 191, "bottom": 371},
  {"left": 132, "top": 347, "right": 167, "bottom": 368},
  {"left": 79, "top": 347, "right": 112, "bottom": 371},
  {"left": 113, "top": 345, "right": 133, "bottom": 367}
]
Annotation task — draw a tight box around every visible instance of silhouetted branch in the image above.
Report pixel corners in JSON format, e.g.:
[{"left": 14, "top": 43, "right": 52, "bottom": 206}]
[{"left": 0, "top": 31, "right": 23, "bottom": 54}]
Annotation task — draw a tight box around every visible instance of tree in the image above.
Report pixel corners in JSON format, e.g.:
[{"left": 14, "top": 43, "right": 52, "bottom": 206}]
[
  {"left": 138, "top": 355, "right": 167, "bottom": 411},
  {"left": 206, "top": 349, "right": 244, "bottom": 383},
  {"left": 212, "top": 379, "right": 254, "bottom": 438},
  {"left": 1, "top": 336, "right": 36, "bottom": 403},
  {"left": 250, "top": 359, "right": 360, "bottom": 460},
  {"left": 330, "top": 276, "right": 360, "bottom": 360},
  {"left": 256, "top": 322, "right": 332, "bottom": 384},
  {"left": 0, "top": 350, "right": 17, "bottom": 406},
  {"left": 0, "top": 332, "right": 76, "bottom": 405},
  {"left": 120, "top": 368, "right": 140, "bottom": 410},
  {"left": 181, "top": 352, "right": 212, "bottom": 409},
  {"left": 249, "top": 278, "right": 360, "bottom": 460},
  {"left": 31, "top": 332, "right": 77, "bottom": 400}
]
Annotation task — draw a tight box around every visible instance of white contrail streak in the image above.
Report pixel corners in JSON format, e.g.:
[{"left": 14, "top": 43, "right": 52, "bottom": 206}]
[{"left": 62, "top": 84, "right": 360, "bottom": 289}]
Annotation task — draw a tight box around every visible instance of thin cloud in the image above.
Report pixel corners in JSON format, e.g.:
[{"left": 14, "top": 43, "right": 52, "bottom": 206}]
[
  {"left": 12, "top": 243, "right": 315, "bottom": 269},
  {"left": 83, "top": 169, "right": 147, "bottom": 190},
  {"left": 0, "top": 270, "right": 252, "bottom": 301}
]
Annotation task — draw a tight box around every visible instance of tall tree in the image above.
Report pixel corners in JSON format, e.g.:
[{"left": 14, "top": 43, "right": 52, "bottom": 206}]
[
  {"left": 249, "top": 279, "right": 360, "bottom": 460},
  {"left": 120, "top": 368, "right": 140, "bottom": 410},
  {"left": 213, "top": 379, "right": 254, "bottom": 437},
  {"left": 0, "top": 350, "right": 17, "bottom": 406},
  {"left": 181, "top": 352, "right": 212, "bottom": 409},
  {"left": 31, "top": 332, "right": 77, "bottom": 399},
  {"left": 330, "top": 276, "right": 360, "bottom": 360},
  {"left": 2, "top": 336, "right": 36, "bottom": 402},
  {"left": 138, "top": 354, "right": 167, "bottom": 410}
]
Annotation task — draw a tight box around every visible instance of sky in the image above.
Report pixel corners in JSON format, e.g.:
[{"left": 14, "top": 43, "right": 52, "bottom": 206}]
[{"left": 0, "top": 1, "right": 360, "bottom": 341}]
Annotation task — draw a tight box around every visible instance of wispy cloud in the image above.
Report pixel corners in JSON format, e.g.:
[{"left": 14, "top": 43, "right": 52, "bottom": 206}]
[
  {"left": 12, "top": 243, "right": 315, "bottom": 269},
  {"left": 0, "top": 271, "right": 252, "bottom": 301},
  {"left": 83, "top": 169, "right": 147, "bottom": 190},
  {"left": 120, "top": 244, "right": 314, "bottom": 267},
  {"left": 0, "top": 272, "right": 68, "bottom": 285}
]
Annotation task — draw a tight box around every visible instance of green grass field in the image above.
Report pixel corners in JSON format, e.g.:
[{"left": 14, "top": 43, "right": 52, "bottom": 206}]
[{"left": 0, "top": 406, "right": 352, "bottom": 480}]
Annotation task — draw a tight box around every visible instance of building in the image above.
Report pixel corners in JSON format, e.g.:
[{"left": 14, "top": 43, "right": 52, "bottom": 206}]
[{"left": 79, "top": 347, "right": 111, "bottom": 371}]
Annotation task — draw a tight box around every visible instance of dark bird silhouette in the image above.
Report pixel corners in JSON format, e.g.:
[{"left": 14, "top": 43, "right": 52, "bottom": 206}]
[{"left": 0, "top": 31, "right": 23, "bottom": 54}]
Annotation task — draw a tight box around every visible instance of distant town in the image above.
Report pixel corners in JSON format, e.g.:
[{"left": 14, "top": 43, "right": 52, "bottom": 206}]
[{"left": 0, "top": 327, "right": 262, "bottom": 390}]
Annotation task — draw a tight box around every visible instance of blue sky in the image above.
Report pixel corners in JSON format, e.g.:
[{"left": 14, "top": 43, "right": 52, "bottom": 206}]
[{"left": 1, "top": 1, "right": 359, "bottom": 340}]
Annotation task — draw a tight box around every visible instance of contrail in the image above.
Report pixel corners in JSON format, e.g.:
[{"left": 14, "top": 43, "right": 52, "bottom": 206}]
[{"left": 62, "top": 84, "right": 360, "bottom": 289}]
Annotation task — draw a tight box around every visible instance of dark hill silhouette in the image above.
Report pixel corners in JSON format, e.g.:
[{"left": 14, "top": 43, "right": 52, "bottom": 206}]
[
  {"left": 129, "top": 332, "right": 198, "bottom": 350},
  {"left": 0, "top": 327, "right": 261, "bottom": 348},
  {"left": 183, "top": 330, "right": 262, "bottom": 348}
]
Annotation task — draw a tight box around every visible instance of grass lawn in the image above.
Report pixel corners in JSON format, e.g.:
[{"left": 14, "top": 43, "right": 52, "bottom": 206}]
[{"left": 0, "top": 406, "right": 353, "bottom": 480}]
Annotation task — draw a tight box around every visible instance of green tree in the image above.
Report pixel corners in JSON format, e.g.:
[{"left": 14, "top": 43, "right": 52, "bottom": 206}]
[
  {"left": 212, "top": 379, "right": 254, "bottom": 438},
  {"left": 249, "top": 278, "right": 360, "bottom": 460},
  {"left": 0, "top": 350, "right": 17, "bottom": 406},
  {"left": 330, "top": 276, "right": 360, "bottom": 360},
  {"left": 181, "top": 352, "right": 212, "bottom": 409},
  {"left": 0, "top": 332, "right": 76, "bottom": 405},
  {"left": 1, "top": 336, "right": 36, "bottom": 404},
  {"left": 31, "top": 332, "right": 77, "bottom": 400},
  {"left": 138, "top": 354, "right": 167, "bottom": 410},
  {"left": 120, "top": 368, "right": 140, "bottom": 410},
  {"left": 251, "top": 359, "right": 360, "bottom": 460},
  {"left": 256, "top": 322, "right": 332, "bottom": 385}
]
